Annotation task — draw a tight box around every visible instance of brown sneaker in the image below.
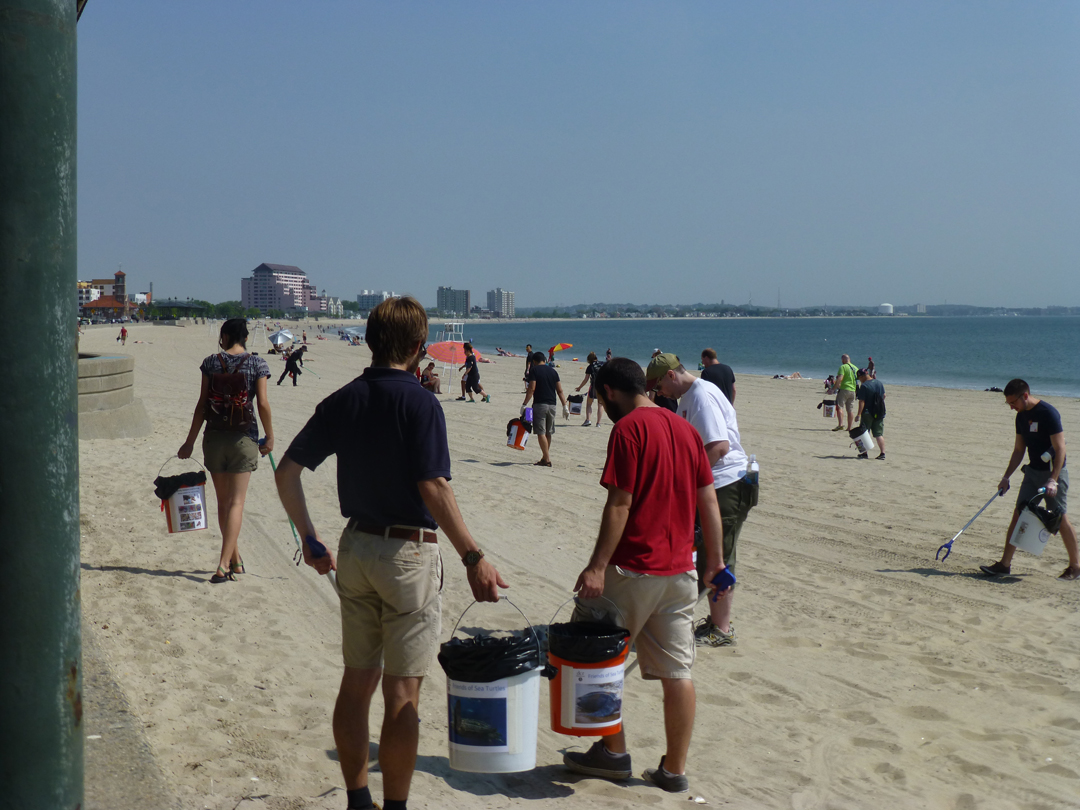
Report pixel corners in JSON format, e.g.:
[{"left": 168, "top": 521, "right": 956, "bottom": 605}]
[{"left": 1058, "top": 566, "right": 1080, "bottom": 581}]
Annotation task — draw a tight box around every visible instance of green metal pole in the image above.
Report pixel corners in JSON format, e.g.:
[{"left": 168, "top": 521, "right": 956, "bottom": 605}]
[{"left": 0, "top": 1, "right": 81, "bottom": 808}]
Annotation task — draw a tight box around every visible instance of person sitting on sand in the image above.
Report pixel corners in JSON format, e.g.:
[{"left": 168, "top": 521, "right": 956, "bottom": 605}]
[
  {"left": 178, "top": 317, "right": 274, "bottom": 584},
  {"left": 420, "top": 362, "right": 441, "bottom": 393}
]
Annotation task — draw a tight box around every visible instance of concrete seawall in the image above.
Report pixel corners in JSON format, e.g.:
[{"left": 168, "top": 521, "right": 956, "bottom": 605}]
[{"left": 78, "top": 354, "right": 152, "bottom": 439}]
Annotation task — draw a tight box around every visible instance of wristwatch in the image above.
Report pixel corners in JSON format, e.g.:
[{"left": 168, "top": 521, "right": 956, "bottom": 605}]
[{"left": 462, "top": 549, "right": 485, "bottom": 567}]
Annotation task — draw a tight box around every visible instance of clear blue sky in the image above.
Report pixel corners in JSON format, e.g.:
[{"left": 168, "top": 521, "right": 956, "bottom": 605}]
[{"left": 77, "top": 1, "right": 1080, "bottom": 309}]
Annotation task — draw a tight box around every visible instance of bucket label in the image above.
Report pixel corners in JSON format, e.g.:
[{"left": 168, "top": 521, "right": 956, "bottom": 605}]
[
  {"left": 448, "top": 679, "right": 509, "bottom": 752},
  {"left": 563, "top": 664, "right": 624, "bottom": 729},
  {"left": 170, "top": 485, "right": 207, "bottom": 532}
]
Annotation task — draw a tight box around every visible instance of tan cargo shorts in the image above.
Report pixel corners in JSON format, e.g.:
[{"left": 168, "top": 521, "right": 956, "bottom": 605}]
[
  {"left": 336, "top": 527, "right": 443, "bottom": 677},
  {"left": 574, "top": 566, "right": 697, "bottom": 681}
]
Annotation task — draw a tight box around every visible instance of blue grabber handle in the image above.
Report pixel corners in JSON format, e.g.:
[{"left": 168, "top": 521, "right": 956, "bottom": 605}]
[{"left": 305, "top": 535, "right": 340, "bottom": 595}]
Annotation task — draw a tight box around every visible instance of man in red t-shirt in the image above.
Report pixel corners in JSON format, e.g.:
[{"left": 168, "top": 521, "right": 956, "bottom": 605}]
[{"left": 564, "top": 358, "right": 728, "bottom": 794}]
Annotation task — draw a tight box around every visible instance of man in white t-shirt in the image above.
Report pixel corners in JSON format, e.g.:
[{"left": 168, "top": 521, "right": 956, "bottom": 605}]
[{"left": 646, "top": 354, "right": 752, "bottom": 648}]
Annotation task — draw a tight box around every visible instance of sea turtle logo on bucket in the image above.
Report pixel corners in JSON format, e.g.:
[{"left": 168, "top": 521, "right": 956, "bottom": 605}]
[{"left": 447, "top": 680, "right": 509, "bottom": 752}]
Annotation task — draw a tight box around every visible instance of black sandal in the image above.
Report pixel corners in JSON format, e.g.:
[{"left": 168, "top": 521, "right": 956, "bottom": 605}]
[{"left": 210, "top": 566, "right": 236, "bottom": 584}]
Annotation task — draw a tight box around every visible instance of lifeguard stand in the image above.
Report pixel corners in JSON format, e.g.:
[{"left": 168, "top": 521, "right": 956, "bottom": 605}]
[{"left": 436, "top": 321, "right": 465, "bottom": 388}]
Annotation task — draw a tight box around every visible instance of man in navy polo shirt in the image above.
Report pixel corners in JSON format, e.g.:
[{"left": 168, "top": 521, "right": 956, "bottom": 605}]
[
  {"left": 980, "top": 378, "right": 1079, "bottom": 581},
  {"left": 275, "top": 296, "right": 507, "bottom": 810}
]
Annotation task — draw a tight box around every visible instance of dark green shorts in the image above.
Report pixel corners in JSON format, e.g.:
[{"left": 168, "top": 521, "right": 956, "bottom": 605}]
[
  {"left": 860, "top": 413, "right": 885, "bottom": 437},
  {"left": 202, "top": 430, "right": 259, "bottom": 474},
  {"left": 695, "top": 478, "right": 756, "bottom": 587}
]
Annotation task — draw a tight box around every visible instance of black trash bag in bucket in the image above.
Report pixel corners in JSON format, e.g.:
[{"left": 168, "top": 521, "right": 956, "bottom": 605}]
[
  {"left": 1026, "top": 492, "right": 1063, "bottom": 535},
  {"left": 438, "top": 631, "right": 541, "bottom": 683},
  {"left": 153, "top": 471, "right": 207, "bottom": 501},
  {"left": 548, "top": 622, "right": 630, "bottom": 664}
]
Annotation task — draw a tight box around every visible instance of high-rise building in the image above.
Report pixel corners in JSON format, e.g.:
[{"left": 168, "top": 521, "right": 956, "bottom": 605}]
[
  {"left": 241, "top": 263, "right": 315, "bottom": 312},
  {"left": 437, "top": 286, "right": 471, "bottom": 316},
  {"left": 486, "top": 288, "right": 515, "bottom": 319},
  {"left": 356, "top": 290, "right": 397, "bottom": 314}
]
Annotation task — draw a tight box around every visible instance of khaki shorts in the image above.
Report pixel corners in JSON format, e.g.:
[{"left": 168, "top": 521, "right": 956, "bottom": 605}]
[
  {"left": 574, "top": 566, "right": 697, "bottom": 681},
  {"left": 533, "top": 403, "right": 557, "bottom": 436},
  {"left": 336, "top": 527, "right": 443, "bottom": 677},
  {"left": 202, "top": 430, "right": 259, "bottom": 474},
  {"left": 835, "top": 389, "right": 856, "bottom": 414}
]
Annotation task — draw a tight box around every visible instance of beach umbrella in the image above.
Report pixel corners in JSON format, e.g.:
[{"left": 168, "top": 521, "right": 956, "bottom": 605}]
[
  {"left": 549, "top": 343, "right": 573, "bottom": 353},
  {"left": 268, "top": 329, "right": 294, "bottom": 346},
  {"left": 426, "top": 342, "right": 482, "bottom": 364}
]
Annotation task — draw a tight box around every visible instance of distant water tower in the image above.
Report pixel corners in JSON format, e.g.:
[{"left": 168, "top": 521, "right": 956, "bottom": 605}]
[{"left": 878, "top": 303, "right": 894, "bottom": 315}]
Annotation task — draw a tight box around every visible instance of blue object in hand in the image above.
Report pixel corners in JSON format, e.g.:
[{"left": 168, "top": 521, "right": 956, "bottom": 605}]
[
  {"left": 306, "top": 535, "right": 328, "bottom": 558},
  {"left": 711, "top": 568, "right": 737, "bottom": 602}
]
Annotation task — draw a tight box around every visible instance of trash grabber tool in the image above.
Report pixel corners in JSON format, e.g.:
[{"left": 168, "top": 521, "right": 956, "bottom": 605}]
[
  {"left": 264, "top": 443, "right": 339, "bottom": 594},
  {"left": 936, "top": 490, "right": 1003, "bottom": 561}
]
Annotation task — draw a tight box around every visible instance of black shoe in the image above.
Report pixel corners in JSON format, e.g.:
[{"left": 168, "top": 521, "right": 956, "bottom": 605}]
[
  {"left": 857, "top": 452, "right": 868, "bottom": 460},
  {"left": 979, "top": 562, "right": 1011, "bottom": 576},
  {"left": 563, "top": 740, "right": 632, "bottom": 780},
  {"left": 642, "top": 756, "right": 689, "bottom": 793},
  {"left": 876, "top": 453, "right": 886, "bottom": 460}
]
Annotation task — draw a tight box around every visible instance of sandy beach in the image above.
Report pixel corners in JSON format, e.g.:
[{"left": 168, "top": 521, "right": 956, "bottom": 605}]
[{"left": 77, "top": 321, "right": 1080, "bottom": 810}]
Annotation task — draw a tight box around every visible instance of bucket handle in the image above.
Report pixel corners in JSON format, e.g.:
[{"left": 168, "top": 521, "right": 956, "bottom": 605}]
[
  {"left": 548, "top": 594, "right": 627, "bottom": 630},
  {"left": 157, "top": 454, "right": 208, "bottom": 478},
  {"left": 450, "top": 595, "right": 542, "bottom": 662}
]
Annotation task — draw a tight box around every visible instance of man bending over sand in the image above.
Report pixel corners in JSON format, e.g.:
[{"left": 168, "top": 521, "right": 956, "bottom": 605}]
[
  {"left": 275, "top": 296, "right": 507, "bottom": 810},
  {"left": 980, "top": 378, "right": 1079, "bottom": 581},
  {"left": 564, "top": 357, "right": 729, "bottom": 793}
]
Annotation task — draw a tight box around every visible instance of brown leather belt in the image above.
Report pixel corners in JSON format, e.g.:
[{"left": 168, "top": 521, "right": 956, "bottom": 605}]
[{"left": 347, "top": 519, "right": 437, "bottom": 544}]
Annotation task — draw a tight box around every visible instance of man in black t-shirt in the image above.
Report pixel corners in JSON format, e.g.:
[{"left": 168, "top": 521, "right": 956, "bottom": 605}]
[
  {"left": 274, "top": 297, "right": 508, "bottom": 810},
  {"left": 980, "top": 378, "right": 1078, "bottom": 581},
  {"left": 522, "top": 352, "right": 569, "bottom": 467},
  {"left": 700, "top": 347, "right": 736, "bottom": 406}
]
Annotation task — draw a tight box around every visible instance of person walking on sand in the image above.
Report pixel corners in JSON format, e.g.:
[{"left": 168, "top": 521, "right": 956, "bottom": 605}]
[
  {"left": 564, "top": 357, "right": 729, "bottom": 793},
  {"left": 456, "top": 343, "right": 489, "bottom": 402},
  {"left": 646, "top": 353, "right": 751, "bottom": 648},
  {"left": 117, "top": 325, "right": 128, "bottom": 345},
  {"left": 854, "top": 368, "right": 886, "bottom": 460},
  {"left": 274, "top": 296, "right": 507, "bottom": 810},
  {"left": 278, "top": 344, "right": 307, "bottom": 386},
  {"left": 575, "top": 352, "right": 605, "bottom": 427},
  {"left": 832, "top": 354, "right": 859, "bottom": 432},
  {"left": 522, "top": 352, "right": 569, "bottom": 467},
  {"left": 867, "top": 356, "right": 876, "bottom": 379},
  {"left": 980, "top": 379, "right": 1080, "bottom": 581},
  {"left": 178, "top": 318, "right": 274, "bottom": 583},
  {"left": 700, "top": 347, "right": 735, "bottom": 406},
  {"left": 523, "top": 343, "right": 534, "bottom": 392}
]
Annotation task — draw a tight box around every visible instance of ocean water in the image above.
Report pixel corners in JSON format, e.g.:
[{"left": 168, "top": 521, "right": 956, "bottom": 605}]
[{"left": 428, "top": 317, "right": 1080, "bottom": 398}]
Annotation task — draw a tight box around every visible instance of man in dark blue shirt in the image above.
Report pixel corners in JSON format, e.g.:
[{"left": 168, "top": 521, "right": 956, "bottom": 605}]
[
  {"left": 275, "top": 297, "right": 507, "bottom": 810},
  {"left": 981, "top": 378, "right": 1078, "bottom": 581}
]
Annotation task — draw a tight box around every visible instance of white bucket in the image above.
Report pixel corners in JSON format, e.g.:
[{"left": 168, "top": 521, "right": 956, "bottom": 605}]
[
  {"left": 164, "top": 483, "right": 208, "bottom": 533},
  {"left": 447, "top": 668, "right": 541, "bottom": 773},
  {"left": 568, "top": 396, "right": 583, "bottom": 415},
  {"left": 851, "top": 428, "right": 876, "bottom": 455},
  {"left": 823, "top": 403, "right": 835, "bottom": 419},
  {"left": 1008, "top": 508, "right": 1050, "bottom": 556}
]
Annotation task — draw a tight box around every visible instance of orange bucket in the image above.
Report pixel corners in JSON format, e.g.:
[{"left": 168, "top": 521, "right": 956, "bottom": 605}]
[
  {"left": 506, "top": 418, "right": 530, "bottom": 451},
  {"left": 547, "top": 597, "right": 631, "bottom": 737}
]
